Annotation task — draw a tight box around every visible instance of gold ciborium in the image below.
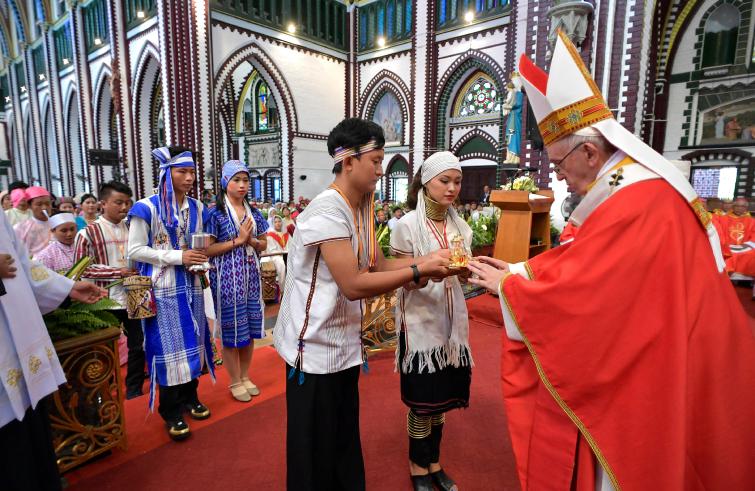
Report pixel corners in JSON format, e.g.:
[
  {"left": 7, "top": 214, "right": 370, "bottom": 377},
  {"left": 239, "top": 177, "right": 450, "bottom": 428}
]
[{"left": 449, "top": 234, "right": 469, "bottom": 268}]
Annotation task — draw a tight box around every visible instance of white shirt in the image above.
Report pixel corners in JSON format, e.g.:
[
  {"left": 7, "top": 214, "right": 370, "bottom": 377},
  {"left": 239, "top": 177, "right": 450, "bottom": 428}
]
[{"left": 273, "top": 189, "right": 364, "bottom": 374}]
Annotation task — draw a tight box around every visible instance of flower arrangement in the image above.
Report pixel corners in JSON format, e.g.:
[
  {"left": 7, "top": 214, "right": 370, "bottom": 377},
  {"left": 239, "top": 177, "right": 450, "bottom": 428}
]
[
  {"left": 468, "top": 214, "right": 498, "bottom": 250},
  {"left": 501, "top": 175, "right": 539, "bottom": 192}
]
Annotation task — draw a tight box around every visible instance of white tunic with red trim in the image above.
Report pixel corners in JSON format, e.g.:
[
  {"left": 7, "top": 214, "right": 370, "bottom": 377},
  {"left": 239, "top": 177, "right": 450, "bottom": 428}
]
[
  {"left": 273, "top": 189, "right": 365, "bottom": 375},
  {"left": 390, "top": 211, "right": 473, "bottom": 374}
]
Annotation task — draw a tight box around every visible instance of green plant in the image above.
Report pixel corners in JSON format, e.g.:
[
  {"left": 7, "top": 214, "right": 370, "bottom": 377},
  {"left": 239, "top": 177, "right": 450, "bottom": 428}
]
[
  {"left": 44, "top": 297, "right": 122, "bottom": 342},
  {"left": 468, "top": 214, "right": 498, "bottom": 250}
]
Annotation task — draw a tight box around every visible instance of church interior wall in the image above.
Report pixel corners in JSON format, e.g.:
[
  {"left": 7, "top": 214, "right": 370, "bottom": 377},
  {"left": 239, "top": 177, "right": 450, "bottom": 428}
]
[
  {"left": 358, "top": 52, "right": 412, "bottom": 98},
  {"left": 290, "top": 136, "right": 335, "bottom": 199}
]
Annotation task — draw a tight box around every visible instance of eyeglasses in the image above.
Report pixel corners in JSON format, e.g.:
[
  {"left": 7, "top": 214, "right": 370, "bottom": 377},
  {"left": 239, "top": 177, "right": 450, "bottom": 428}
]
[{"left": 550, "top": 143, "right": 584, "bottom": 174}]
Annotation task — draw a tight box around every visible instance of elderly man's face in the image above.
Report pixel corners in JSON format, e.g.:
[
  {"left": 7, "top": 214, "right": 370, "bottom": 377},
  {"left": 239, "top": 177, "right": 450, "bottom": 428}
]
[
  {"left": 732, "top": 198, "right": 749, "bottom": 216},
  {"left": 547, "top": 139, "right": 604, "bottom": 196}
]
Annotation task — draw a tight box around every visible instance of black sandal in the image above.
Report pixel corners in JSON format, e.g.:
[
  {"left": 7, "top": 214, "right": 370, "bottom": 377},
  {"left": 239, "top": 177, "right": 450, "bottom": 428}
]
[
  {"left": 410, "top": 474, "right": 435, "bottom": 491},
  {"left": 430, "top": 469, "right": 458, "bottom": 491}
]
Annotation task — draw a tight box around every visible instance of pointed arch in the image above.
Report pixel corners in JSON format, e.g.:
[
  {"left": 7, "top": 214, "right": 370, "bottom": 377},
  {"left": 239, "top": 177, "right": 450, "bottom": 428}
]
[
  {"left": 214, "top": 42, "right": 296, "bottom": 199},
  {"left": 64, "top": 87, "right": 86, "bottom": 194},
  {"left": 360, "top": 70, "right": 411, "bottom": 147},
  {"left": 41, "top": 98, "right": 63, "bottom": 195},
  {"left": 132, "top": 43, "right": 162, "bottom": 196},
  {"left": 450, "top": 128, "right": 499, "bottom": 161},
  {"left": 434, "top": 50, "right": 506, "bottom": 159}
]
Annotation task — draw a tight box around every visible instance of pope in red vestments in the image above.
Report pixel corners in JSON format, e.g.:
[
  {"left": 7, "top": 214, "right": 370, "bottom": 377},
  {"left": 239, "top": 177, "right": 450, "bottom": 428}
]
[{"left": 469, "top": 31, "right": 755, "bottom": 491}]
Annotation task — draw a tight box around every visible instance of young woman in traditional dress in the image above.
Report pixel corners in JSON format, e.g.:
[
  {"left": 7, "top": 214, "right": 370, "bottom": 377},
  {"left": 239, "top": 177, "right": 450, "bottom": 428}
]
[
  {"left": 390, "top": 151, "right": 473, "bottom": 491},
  {"left": 261, "top": 215, "right": 288, "bottom": 288},
  {"left": 76, "top": 194, "right": 99, "bottom": 230},
  {"left": 205, "top": 160, "right": 268, "bottom": 403}
]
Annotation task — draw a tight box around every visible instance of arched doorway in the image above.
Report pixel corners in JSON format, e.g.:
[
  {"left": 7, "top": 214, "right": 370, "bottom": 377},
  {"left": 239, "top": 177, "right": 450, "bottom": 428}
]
[
  {"left": 385, "top": 156, "right": 409, "bottom": 203},
  {"left": 230, "top": 65, "right": 281, "bottom": 199}
]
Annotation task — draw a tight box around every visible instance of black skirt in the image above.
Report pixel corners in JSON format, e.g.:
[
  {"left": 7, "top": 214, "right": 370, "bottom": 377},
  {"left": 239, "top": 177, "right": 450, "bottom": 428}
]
[{"left": 398, "top": 330, "right": 471, "bottom": 416}]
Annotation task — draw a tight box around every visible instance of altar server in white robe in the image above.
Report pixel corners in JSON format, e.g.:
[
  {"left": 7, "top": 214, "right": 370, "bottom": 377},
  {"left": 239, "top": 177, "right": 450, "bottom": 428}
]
[{"left": 0, "top": 211, "right": 105, "bottom": 490}]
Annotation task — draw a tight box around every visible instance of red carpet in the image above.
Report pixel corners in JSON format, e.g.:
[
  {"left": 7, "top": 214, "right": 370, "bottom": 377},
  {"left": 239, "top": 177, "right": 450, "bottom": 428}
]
[{"left": 66, "top": 294, "right": 520, "bottom": 490}]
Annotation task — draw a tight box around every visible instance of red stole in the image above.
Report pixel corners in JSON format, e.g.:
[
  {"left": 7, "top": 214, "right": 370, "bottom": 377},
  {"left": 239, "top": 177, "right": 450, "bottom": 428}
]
[{"left": 267, "top": 230, "right": 289, "bottom": 249}]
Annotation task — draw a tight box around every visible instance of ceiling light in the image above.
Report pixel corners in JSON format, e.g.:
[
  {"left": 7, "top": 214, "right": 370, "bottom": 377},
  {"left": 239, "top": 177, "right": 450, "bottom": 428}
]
[
  {"left": 39, "top": 73, "right": 45, "bottom": 80},
  {"left": 4, "top": 96, "right": 9, "bottom": 103},
  {"left": 94, "top": 37, "right": 102, "bottom": 45},
  {"left": 62, "top": 58, "right": 70, "bottom": 65},
  {"left": 20, "top": 86, "right": 26, "bottom": 92},
  {"left": 464, "top": 11, "right": 474, "bottom": 22},
  {"left": 287, "top": 23, "right": 296, "bottom": 34},
  {"left": 136, "top": 10, "right": 145, "bottom": 18},
  {"left": 377, "top": 37, "right": 386, "bottom": 47}
]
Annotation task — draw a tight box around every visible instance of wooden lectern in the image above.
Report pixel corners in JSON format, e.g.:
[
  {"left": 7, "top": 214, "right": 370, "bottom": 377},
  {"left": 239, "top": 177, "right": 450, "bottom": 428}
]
[{"left": 490, "top": 189, "right": 555, "bottom": 263}]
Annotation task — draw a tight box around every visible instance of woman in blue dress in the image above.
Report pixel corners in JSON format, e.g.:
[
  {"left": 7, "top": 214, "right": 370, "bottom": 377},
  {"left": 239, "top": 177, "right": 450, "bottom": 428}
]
[{"left": 205, "top": 160, "right": 268, "bottom": 402}]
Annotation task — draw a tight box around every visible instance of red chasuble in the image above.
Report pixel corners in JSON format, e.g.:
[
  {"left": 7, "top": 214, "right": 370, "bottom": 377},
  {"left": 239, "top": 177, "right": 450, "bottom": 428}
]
[
  {"left": 713, "top": 213, "right": 755, "bottom": 250},
  {"left": 499, "top": 179, "right": 755, "bottom": 490}
]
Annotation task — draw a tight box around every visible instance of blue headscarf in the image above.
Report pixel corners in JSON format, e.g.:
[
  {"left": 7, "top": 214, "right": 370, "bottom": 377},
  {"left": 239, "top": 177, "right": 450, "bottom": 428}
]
[
  {"left": 220, "top": 160, "right": 249, "bottom": 190},
  {"left": 152, "top": 146, "right": 195, "bottom": 230}
]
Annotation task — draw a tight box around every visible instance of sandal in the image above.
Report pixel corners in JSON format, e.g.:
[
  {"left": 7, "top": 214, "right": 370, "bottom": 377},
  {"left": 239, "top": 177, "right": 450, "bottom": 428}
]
[
  {"left": 230, "top": 383, "right": 251, "bottom": 402},
  {"left": 241, "top": 377, "right": 260, "bottom": 396},
  {"left": 429, "top": 469, "right": 458, "bottom": 491}
]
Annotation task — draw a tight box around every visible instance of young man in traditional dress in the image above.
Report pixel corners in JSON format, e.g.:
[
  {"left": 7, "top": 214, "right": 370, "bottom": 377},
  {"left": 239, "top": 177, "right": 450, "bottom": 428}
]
[
  {"left": 127, "top": 147, "right": 214, "bottom": 440},
  {"left": 274, "top": 118, "right": 453, "bottom": 491},
  {"left": 35, "top": 213, "right": 77, "bottom": 272},
  {"left": 13, "top": 187, "right": 53, "bottom": 256},
  {"left": 468, "top": 31, "right": 755, "bottom": 490},
  {"left": 0, "top": 210, "right": 106, "bottom": 491},
  {"left": 75, "top": 181, "right": 144, "bottom": 399}
]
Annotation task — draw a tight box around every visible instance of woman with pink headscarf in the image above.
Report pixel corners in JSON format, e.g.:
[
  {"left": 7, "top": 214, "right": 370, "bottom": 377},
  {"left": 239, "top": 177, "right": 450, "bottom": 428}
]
[{"left": 5, "top": 188, "right": 32, "bottom": 226}]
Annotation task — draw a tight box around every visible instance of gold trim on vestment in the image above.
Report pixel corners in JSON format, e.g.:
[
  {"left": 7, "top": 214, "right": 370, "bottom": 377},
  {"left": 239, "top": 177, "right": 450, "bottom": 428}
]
[
  {"left": 498, "top": 273, "right": 621, "bottom": 490},
  {"left": 538, "top": 95, "right": 614, "bottom": 146},
  {"left": 524, "top": 262, "right": 535, "bottom": 280},
  {"left": 690, "top": 198, "right": 712, "bottom": 229}
]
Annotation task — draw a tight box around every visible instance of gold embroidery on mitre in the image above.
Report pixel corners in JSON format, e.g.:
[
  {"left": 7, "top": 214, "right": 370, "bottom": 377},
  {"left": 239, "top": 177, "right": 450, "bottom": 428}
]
[
  {"left": 689, "top": 198, "right": 712, "bottom": 229},
  {"left": 538, "top": 95, "right": 613, "bottom": 146},
  {"left": 30, "top": 265, "right": 49, "bottom": 282},
  {"left": 29, "top": 355, "right": 42, "bottom": 375},
  {"left": 6, "top": 368, "right": 21, "bottom": 388},
  {"left": 46, "top": 346, "right": 54, "bottom": 361}
]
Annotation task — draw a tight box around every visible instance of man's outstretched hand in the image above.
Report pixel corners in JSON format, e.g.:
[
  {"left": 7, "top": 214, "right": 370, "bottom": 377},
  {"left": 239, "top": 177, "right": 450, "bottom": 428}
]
[{"left": 70, "top": 281, "right": 108, "bottom": 304}]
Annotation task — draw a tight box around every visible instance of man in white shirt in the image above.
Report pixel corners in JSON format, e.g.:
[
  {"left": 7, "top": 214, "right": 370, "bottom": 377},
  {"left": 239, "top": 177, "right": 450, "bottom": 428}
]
[
  {"left": 274, "top": 118, "right": 452, "bottom": 490},
  {"left": 0, "top": 210, "right": 105, "bottom": 490},
  {"left": 387, "top": 207, "right": 404, "bottom": 230}
]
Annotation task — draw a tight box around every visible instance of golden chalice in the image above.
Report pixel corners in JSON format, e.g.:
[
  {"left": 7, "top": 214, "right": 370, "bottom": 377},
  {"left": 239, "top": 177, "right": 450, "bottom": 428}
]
[{"left": 449, "top": 234, "right": 469, "bottom": 268}]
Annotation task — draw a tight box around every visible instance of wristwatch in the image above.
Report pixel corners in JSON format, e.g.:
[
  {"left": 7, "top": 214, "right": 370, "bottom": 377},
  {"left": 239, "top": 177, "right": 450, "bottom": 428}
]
[{"left": 410, "top": 264, "right": 420, "bottom": 285}]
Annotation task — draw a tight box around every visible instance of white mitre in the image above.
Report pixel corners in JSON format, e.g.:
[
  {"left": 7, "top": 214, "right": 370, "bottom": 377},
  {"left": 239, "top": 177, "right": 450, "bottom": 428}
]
[{"left": 517, "top": 30, "right": 724, "bottom": 271}]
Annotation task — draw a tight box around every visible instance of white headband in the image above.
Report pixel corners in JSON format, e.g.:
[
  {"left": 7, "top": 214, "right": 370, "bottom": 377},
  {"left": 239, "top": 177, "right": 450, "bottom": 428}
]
[
  {"left": 48, "top": 213, "right": 76, "bottom": 229},
  {"left": 421, "top": 151, "right": 462, "bottom": 185}
]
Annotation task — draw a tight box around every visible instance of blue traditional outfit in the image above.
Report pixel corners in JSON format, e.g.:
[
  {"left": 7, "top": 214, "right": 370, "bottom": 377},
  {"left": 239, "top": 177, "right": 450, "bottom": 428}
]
[
  {"left": 127, "top": 147, "right": 214, "bottom": 432},
  {"left": 206, "top": 160, "right": 268, "bottom": 348}
]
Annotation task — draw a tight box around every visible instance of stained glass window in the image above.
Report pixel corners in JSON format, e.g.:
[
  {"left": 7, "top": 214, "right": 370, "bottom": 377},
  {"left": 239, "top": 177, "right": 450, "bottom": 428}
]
[
  {"left": 405, "top": 0, "right": 412, "bottom": 33},
  {"left": 457, "top": 76, "right": 500, "bottom": 117},
  {"left": 257, "top": 82, "right": 269, "bottom": 131}
]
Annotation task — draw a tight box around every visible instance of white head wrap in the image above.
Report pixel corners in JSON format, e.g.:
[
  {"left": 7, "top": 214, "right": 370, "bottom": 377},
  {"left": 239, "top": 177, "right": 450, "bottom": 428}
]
[
  {"left": 48, "top": 213, "right": 75, "bottom": 230},
  {"left": 415, "top": 151, "right": 470, "bottom": 256}
]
